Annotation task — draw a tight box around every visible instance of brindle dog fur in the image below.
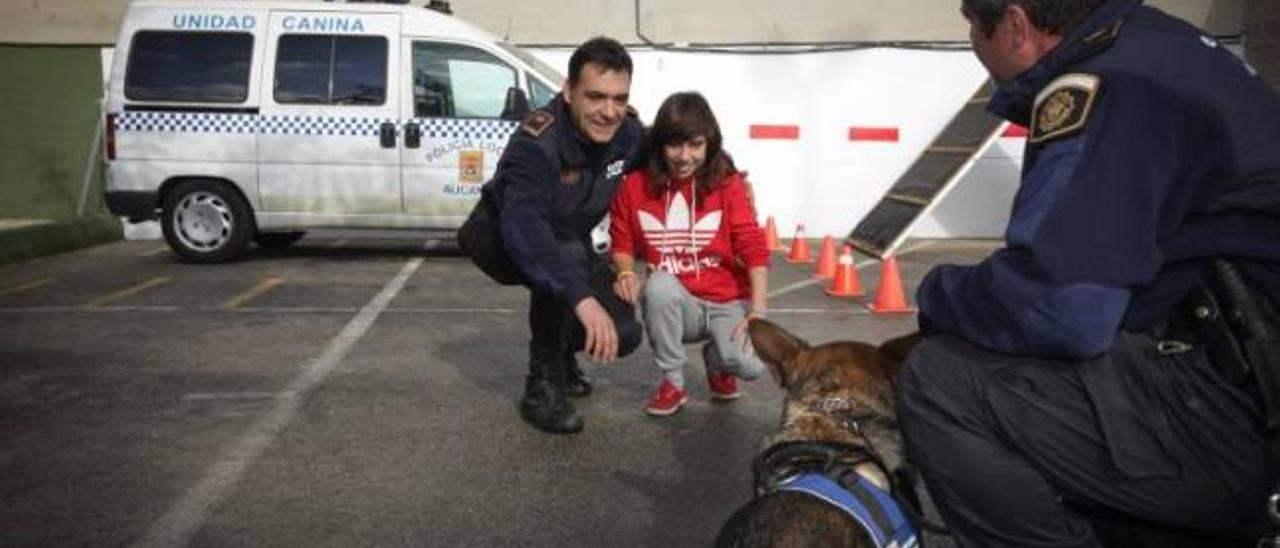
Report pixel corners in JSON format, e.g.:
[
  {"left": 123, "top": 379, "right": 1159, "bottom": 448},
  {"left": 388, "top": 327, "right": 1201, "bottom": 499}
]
[{"left": 714, "top": 319, "right": 921, "bottom": 548}]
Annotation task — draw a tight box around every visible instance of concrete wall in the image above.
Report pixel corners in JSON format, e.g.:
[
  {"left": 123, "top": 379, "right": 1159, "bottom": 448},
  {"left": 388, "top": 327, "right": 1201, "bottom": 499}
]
[
  {"left": 0, "top": 46, "right": 105, "bottom": 220},
  {"left": 0, "top": 0, "right": 1247, "bottom": 45},
  {"left": 527, "top": 47, "right": 1007, "bottom": 238},
  {"left": 1245, "top": 0, "right": 1280, "bottom": 91}
]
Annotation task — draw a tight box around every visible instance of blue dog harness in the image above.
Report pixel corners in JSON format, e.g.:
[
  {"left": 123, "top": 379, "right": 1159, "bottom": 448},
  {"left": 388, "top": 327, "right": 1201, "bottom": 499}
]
[{"left": 775, "top": 472, "right": 920, "bottom": 548}]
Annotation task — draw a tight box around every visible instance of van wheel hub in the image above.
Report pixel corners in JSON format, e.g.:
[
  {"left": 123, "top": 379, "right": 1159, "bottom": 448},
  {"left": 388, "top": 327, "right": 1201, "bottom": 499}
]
[{"left": 173, "top": 191, "right": 232, "bottom": 251}]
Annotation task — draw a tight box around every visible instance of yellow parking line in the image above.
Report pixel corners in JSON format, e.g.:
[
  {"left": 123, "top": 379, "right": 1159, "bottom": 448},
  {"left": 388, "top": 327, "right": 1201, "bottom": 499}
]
[
  {"left": 84, "top": 277, "right": 170, "bottom": 308},
  {"left": 142, "top": 246, "right": 170, "bottom": 257},
  {"left": 0, "top": 278, "right": 53, "bottom": 297},
  {"left": 223, "top": 277, "right": 283, "bottom": 309},
  {"left": 328, "top": 239, "right": 348, "bottom": 249}
]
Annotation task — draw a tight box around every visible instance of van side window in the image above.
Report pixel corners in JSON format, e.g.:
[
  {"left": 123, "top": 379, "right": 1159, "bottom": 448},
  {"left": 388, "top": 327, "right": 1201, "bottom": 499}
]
[
  {"left": 412, "top": 42, "right": 516, "bottom": 118},
  {"left": 125, "top": 31, "right": 253, "bottom": 103},
  {"left": 275, "top": 35, "right": 387, "bottom": 105},
  {"left": 527, "top": 75, "right": 556, "bottom": 109}
]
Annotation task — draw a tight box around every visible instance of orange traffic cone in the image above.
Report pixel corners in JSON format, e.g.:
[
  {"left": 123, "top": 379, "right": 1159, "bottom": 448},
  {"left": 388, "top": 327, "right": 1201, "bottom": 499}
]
[
  {"left": 786, "top": 224, "right": 813, "bottom": 263},
  {"left": 813, "top": 235, "right": 837, "bottom": 279},
  {"left": 867, "top": 255, "right": 914, "bottom": 313},
  {"left": 824, "top": 246, "right": 864, "bottom": 297},
  {"left": 763, "top": 216, "right": 782, "bottom": 251}
]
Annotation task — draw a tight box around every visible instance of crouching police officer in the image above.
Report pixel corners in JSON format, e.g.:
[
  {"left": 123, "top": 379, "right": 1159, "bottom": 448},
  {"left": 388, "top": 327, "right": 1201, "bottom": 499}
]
[
  {"left": 486, "top": 37, "right": 644, "bottom": 434},
  {"left": 894, "top": 0, "right": 1280, "bottom": 546}
]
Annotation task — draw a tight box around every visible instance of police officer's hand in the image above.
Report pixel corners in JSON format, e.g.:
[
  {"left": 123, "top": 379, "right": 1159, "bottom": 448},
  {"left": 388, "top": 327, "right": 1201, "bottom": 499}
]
[
  {"left": 612, "top": 271, "right": 640, "bottom": 305},
  {"left": 574, "top": 297, "right": 618, "bottom": 363}
]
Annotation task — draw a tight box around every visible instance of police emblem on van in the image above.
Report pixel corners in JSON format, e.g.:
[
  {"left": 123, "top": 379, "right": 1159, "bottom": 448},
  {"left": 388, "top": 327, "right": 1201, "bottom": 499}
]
[{"left": 459, "top": 150, "right": 484, "bottom": 184}]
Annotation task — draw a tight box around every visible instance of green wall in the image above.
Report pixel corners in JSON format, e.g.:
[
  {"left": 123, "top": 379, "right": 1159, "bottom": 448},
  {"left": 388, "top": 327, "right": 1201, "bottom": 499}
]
[{"left": 0, "top": 45, "right": 105, "bottom": 220}]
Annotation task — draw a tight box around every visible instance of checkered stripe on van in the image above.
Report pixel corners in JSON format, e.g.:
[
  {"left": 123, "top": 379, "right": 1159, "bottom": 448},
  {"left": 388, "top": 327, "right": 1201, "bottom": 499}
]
[
  {"left": 258, "top": 115, "right": 394, "bottom": 136},
  {"left": 416, "top": 118, "right": 517, "bottom": 141},
  {"left": 113, "top": 112, "right": 519, "bottom": 139},
  {"left": 114, "top": 112, "right": 393, "bottom": 136},
  {"left": 115, "top": 112, "right": 257, "bottom": 134}
]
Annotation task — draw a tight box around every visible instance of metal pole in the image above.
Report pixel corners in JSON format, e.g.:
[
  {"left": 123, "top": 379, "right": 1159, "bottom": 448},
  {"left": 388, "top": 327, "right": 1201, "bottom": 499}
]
[{"left": 76, "top": 99, "right": 104, "bottom": 217}]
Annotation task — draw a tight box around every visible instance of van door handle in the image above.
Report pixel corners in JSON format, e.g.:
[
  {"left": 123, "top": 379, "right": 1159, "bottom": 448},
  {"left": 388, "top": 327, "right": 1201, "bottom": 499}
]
[
  {"left": 379, "top": 122, "right": 397, "bottom": 148},
  {"left": 404, "top": 122, "right": 421, "bottom": 149}
]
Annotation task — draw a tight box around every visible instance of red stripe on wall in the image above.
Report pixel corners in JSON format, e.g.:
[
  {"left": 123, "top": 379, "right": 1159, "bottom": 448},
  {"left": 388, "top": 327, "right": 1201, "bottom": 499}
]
[
  {"left": 1002, "top": 124, "right": 1029, "bottom": 137},
  {"left": 749, "top": 125, "right": 800, "bottom": 140},
  {"left": 848, "top": 127, "right": 899, "bottom": 142}
]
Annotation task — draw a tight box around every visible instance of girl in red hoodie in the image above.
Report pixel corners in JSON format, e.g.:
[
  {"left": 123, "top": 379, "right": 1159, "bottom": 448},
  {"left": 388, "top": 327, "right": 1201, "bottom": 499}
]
[{"left": 609, "top": 92, "right": 771, "bottom": 416}]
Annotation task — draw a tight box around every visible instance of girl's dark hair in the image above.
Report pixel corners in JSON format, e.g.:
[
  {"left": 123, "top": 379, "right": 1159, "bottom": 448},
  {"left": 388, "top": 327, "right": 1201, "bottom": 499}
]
[
  {"left": 962, "top": 0, "right": 1104, "bottom": 37},
  {"left": 644, "top": 92, "right": 736, "bottom": 203}
]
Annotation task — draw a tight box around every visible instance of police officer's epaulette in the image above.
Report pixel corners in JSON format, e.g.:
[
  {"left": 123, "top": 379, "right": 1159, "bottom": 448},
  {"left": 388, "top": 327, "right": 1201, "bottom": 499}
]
[
  {"left": 520, "top": 109, "right": 555, "bottom": 138},
  {"left": 1082, "top": 19, "right": 1123, "bottom": 47},
  {"left": 1030, "top": 73, "right": 1100, "bottom": 145}
]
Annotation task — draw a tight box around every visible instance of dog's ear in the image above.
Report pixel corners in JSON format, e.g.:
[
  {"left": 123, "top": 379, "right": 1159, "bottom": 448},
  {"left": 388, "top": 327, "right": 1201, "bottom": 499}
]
[{"left": 748, "top": 319, "right": 809, "bottom": 386}]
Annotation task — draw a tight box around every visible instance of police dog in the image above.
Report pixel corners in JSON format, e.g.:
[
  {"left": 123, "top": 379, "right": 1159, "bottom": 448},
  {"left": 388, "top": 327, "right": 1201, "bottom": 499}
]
[{"left": 714, "top": 319, "right": 923, "bottom": 548}]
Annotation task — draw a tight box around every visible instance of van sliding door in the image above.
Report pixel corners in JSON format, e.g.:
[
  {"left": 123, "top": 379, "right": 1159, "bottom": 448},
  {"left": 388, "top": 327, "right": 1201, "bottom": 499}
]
[{"left": 258, "top": 11, "right": 401, "bottom": 219}]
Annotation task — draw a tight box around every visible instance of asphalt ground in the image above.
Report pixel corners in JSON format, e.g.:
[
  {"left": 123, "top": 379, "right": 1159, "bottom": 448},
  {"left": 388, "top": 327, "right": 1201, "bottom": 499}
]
[{"left": 0, "top": 235, "right": 997, "bottom": 548}]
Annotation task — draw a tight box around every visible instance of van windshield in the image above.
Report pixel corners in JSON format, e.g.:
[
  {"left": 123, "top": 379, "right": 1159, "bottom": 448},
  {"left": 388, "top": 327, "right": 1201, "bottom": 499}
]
[{"left": 497, "top": 42, "right": 563, "bottom": 89}]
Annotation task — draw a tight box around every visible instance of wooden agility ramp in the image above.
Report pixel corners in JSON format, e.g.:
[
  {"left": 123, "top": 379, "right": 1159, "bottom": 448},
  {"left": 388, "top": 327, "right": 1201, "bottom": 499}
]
[{"left": 848, "top": 79, "right": 1008, "bottom": 259}]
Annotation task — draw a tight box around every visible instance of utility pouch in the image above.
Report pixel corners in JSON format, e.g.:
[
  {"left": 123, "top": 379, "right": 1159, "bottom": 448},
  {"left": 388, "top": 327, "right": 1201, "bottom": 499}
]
[
  {"left": 1208, "top": 259, "right": 1280, "bottom": 431},
  {"left": 1179, "top": 259, "right": 1280, "bottom": 432},
  {"left": 1181, "top": 260, "right": 1280, "bottom": 548},
  {"left": 456, "top": 190, "right": 523, "bottom": 286},
  {"left": 1168, "top": 284, "right": 1253, "bottom": 386}
]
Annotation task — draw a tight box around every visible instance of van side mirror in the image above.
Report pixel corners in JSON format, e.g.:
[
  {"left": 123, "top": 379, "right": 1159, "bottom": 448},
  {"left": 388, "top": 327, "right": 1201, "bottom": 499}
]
[{"left": 500, "top": 87, "right": 531, "bottom": 121}]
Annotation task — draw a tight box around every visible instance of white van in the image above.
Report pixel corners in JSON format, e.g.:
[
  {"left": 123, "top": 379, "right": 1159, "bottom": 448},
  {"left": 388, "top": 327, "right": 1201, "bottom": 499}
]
[{"left": 103, "top": 0, "right": 563, "bottom": 262}]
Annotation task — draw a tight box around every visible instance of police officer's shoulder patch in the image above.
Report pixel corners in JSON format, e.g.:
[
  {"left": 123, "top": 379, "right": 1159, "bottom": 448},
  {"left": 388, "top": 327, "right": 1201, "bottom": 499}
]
[
  {"left": 1030, "top": 73, "right": 1101, "bottom": 145},
  {"left": 520, "top": 109, "right": 555, "bottom": 138}
]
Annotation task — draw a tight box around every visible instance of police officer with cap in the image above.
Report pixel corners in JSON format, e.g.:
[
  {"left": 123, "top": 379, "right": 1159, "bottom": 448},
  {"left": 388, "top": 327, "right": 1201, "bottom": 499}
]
[
  {"left": 486, "top": 36, "right": 643, "bottom": 434},
  {"left": 893, "top": 0, "right": 1280, "bottom": 546}
]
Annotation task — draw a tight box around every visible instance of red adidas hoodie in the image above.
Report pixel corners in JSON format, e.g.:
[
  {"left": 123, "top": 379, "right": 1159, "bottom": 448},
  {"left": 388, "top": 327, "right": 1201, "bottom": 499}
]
[{"left": 609, "top": 170, "right": 770, "bottom": 303}]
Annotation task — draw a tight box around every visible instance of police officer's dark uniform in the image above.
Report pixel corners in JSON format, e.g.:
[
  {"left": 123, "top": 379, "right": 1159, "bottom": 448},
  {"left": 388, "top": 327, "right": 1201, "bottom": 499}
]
[
  {"left": 485, "top": 94, "right": 644, "bottom": 434},
  {"left": 896, "top": 0, "right": 1280, "bottom": 546}
]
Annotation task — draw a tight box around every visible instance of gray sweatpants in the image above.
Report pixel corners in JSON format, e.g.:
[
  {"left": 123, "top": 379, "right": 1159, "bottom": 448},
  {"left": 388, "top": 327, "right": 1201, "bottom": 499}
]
[{"left": 641, "top": 272, "right": 766, "bottom": 389}]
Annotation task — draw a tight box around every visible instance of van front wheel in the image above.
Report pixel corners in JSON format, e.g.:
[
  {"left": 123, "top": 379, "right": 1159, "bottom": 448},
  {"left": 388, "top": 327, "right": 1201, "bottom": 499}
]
[{"left": 162, "top": 180, "right": 254, "bottom": 263}]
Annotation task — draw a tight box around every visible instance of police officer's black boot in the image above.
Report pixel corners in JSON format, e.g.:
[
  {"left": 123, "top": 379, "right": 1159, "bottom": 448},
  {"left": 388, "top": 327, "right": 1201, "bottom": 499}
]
[
  {"left": 519, "top": 345, "right": 584, "bottom": 434},
  {"left": 563, "top": 349, "right": 593, "bottom": 397}
]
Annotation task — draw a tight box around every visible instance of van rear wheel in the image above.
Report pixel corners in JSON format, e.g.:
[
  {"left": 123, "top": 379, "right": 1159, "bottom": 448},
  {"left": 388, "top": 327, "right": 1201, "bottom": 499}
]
[{"left": 161, "top": 180, "right": 254, "bottom": 263}]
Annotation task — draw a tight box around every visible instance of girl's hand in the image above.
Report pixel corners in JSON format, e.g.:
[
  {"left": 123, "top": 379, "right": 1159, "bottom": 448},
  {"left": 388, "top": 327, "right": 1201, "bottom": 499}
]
[
  {"left": 732, "top": 309, "right": 765, "bottom": 353},
  {"left": 613, "top": 271, "right": 640, "bottom": 305}
]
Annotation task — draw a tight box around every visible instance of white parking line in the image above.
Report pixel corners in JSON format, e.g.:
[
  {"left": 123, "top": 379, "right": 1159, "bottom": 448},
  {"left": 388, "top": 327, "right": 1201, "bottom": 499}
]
[{"left": 131, "top": 257, "right": 422, "bottom": 548}]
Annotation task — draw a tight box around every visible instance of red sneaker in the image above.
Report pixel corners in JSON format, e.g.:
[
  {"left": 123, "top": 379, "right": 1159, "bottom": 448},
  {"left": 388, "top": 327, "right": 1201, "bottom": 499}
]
[
  {"left": 645, "top": 380, "right": 688, "bottom": 416},
  {"left": 703, "top": 343, "right": 741, "bottom": 400},
  {"left": 707, "top": 371, "right": 741, "bottom": 400}
]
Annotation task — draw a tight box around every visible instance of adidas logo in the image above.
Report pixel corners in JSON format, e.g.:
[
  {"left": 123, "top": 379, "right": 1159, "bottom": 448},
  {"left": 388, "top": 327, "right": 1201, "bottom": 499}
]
[{"left": 638, "top": 194, "right": 722, "bottom": 274}]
